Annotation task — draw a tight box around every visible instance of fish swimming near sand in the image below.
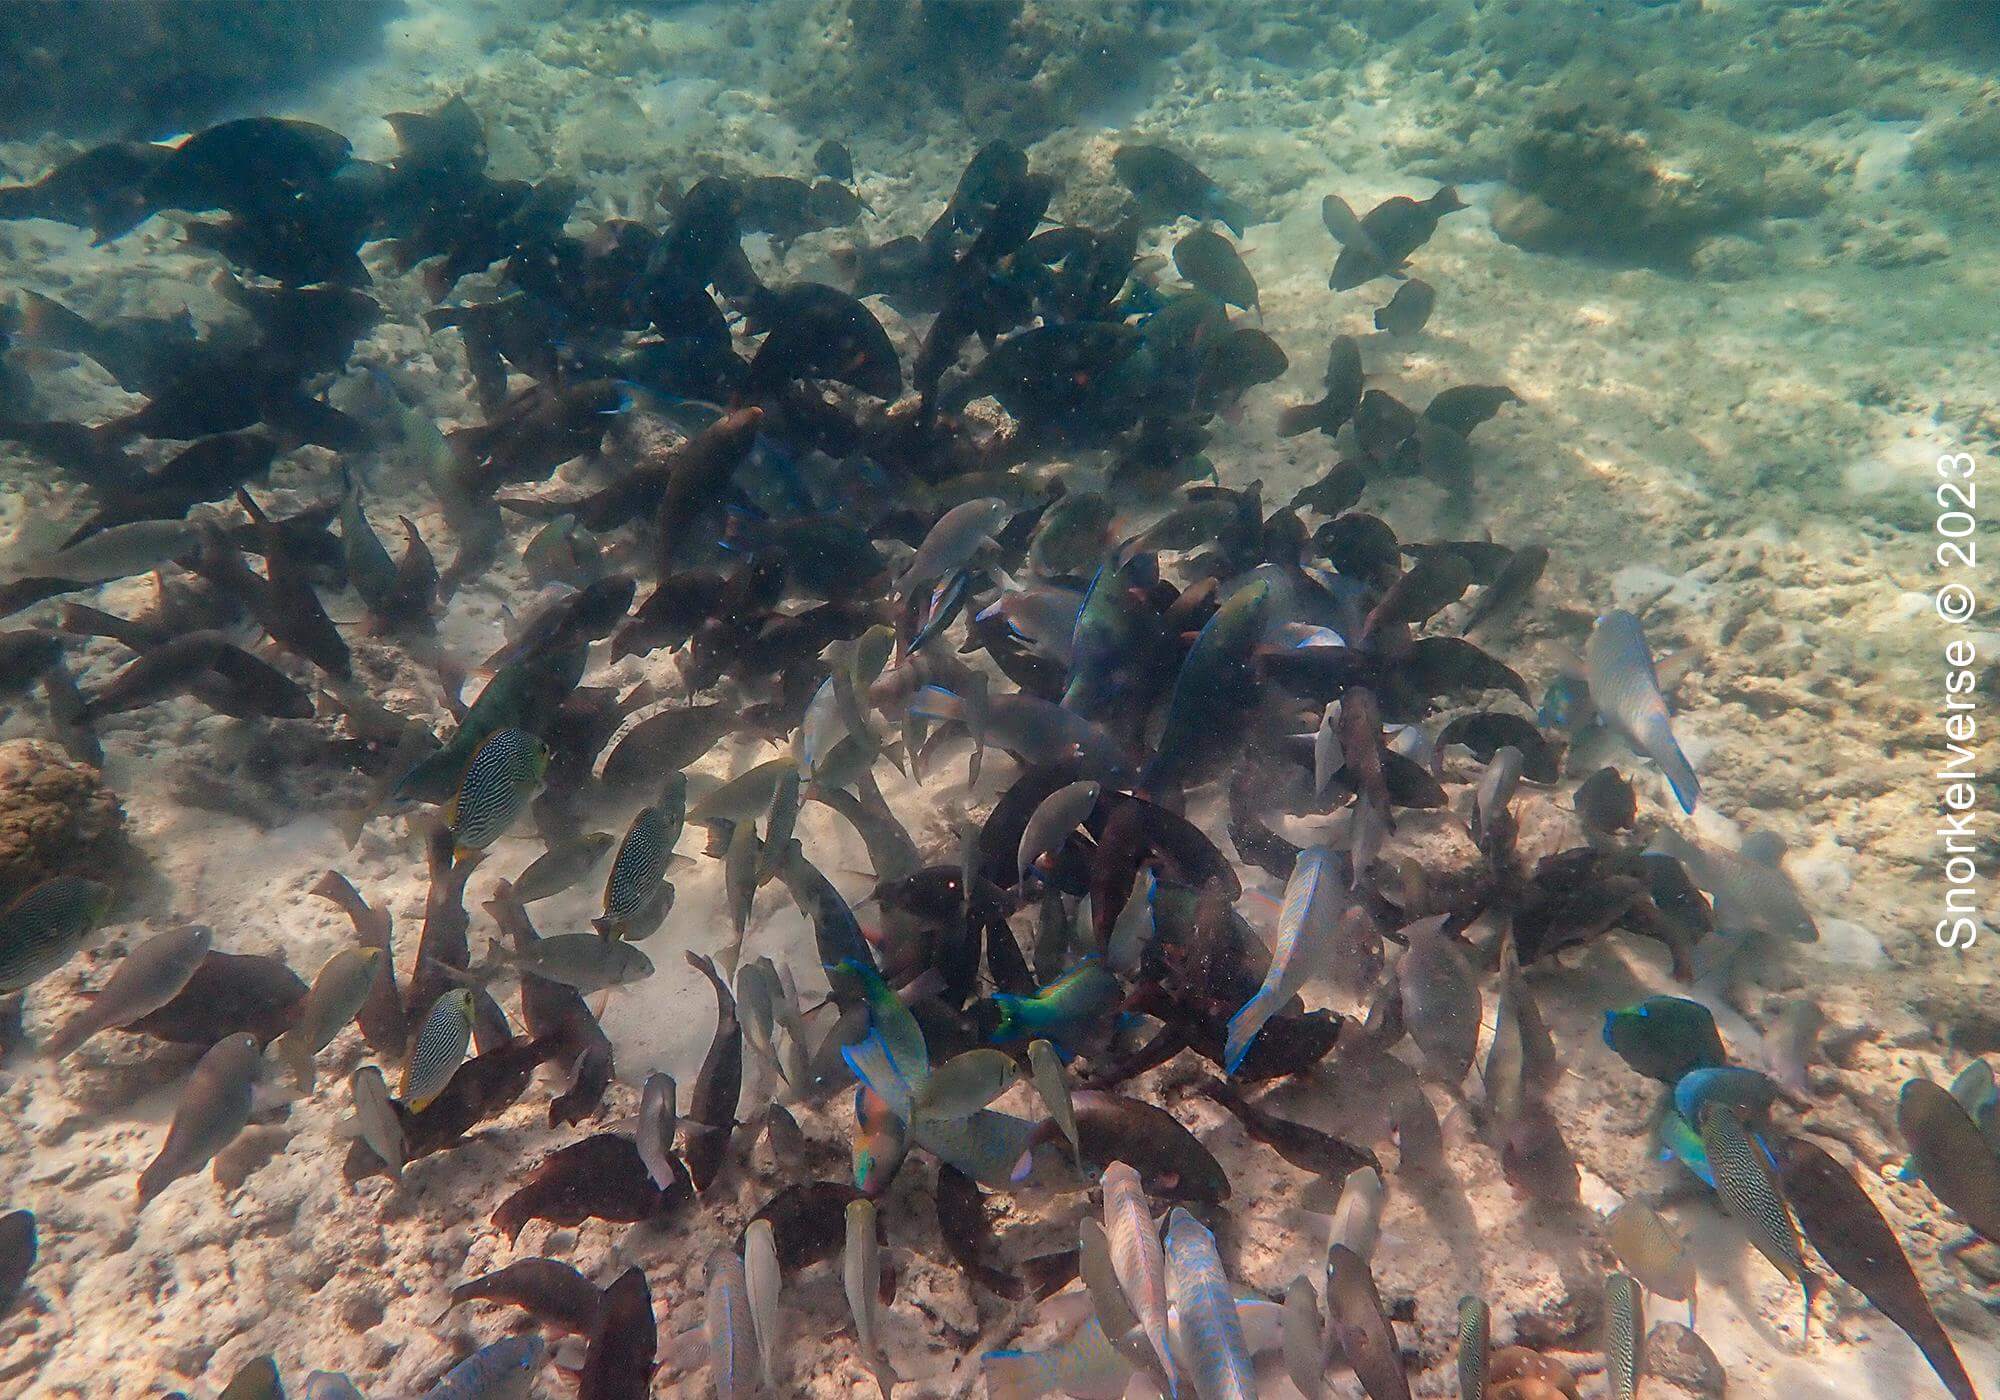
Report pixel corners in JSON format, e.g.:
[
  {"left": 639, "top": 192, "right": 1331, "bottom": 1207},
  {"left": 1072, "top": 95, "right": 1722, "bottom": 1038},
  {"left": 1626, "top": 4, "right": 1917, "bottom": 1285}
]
[{"left": 1586, "top": 609, "right": 1698, "bottom": 813}]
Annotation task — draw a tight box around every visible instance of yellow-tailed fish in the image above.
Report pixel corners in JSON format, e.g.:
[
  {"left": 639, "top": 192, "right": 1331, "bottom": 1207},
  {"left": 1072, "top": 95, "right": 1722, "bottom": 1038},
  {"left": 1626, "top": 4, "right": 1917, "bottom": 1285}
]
[
  {"left": 1224, "top": 844, "right": 1338, "bottom": 1074},
  {"left": 400, "top": 987, "right": 476, "bottom": 1110},
  {"left": 445, "top": 727, "right": 549, "bottom": 857},
  {"left": 1164, "top": 1205, "right": 1255, "bottom": 1400},
  {"left": 844, "top": 1197, "right": 898, "bottom": 1398}
]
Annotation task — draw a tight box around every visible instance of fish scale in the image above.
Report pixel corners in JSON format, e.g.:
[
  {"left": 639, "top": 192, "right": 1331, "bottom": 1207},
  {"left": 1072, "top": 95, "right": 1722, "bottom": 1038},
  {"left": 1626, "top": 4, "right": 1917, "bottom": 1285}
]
[
  {"left": 705, "top": 1247, "right": 759, "bottom": 1400},
  {"left": 1456, "top": 1295, "right": 1488, "bottom": 1400},
  {"left": 1604, "top": 1272, "right": 1641, "bottom": 1400},
  {"left": 602, "top": 803, "right": 672, "bottom": 929},
  {"left": 446, "top": 727, "right": 548, "bottom": 854},
  {"left": 1103, "top": 1161, "right": 1175, "bottom": 1394},
  {"left": 422, "top": 1335, "right": 545, "bottom": 1399}
]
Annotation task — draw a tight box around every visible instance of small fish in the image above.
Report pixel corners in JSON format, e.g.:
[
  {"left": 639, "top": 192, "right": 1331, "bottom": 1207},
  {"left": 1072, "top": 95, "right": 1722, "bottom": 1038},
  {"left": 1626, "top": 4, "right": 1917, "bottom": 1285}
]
[
  {"left": 1697, "top": 1103, "right": 1817, "bottom": 1333},
  {"left": 989, "top": 959, "right": 1120, "bottom": 1051},
  {"left": 638, "top": 1072, "right": 678, "bottom": 1190},
  {"left": 1456, "top": 1296, "right": 1489, "bottom": 1400},
  {"left": 914, "top": 1048, "right": 1017, "bottom": 1119},
  {"left": 271, "top": 946, "right": 383, "bottom": 1092},
  {"left": 218, "top": 1357, "right": 282, "bottom": 1400},
  {"left": 1897, "top": 1076, "right": 2000, "bottom": 1243},
  {"left": 1586, "top": 610, "right": 1698, "bottom": 813},
  {"left": 1174, "top": 227, "right": 1258, "bottom": 312},
  {"left": 137, "top": 1032, "right": 260, "bottom": 1211},
  {"left": 446, "top": 728, "right": 550, "bottom": 857},
  {"left": 303, "top": 1374, "right": 365, "bottom": 1400},
  {"left": 1224, "top": 845, "right": 1340, "bottom": 1073},
  {"left": 1284, "top": 1275, "right": 1325, "bottom": 1400},
  {"left": 705, "top": 1247, "right": 759, "bottom": 1400},
  {"left": 1397, "top": 915, "right": 1480, "bottom": 1084},
  {"left": 1028, "top": 1038, "right": 1078, "bottom": 1159},
  {"left": 744, "top": 1217, "right": 782, "bottom": 1392},
  {"left": 1674, "top": 1065, "right": 1786, "bottom": 1126},
  {"left": 348, "top": 1064, "right": 406, "bottom": 1178},
  {"left": 1101, "top": 1160, "right": 1174, "bottom": 1388},
  {"left": 597, "top": 776, "right": 685, "bottom": 936},
  {"left": 1602, "top": 996, "right": 1727, "bottom": 1083},
  {"left": 401, "top": 988, "right": 476, "bottom": 1111},
  {"left": 1574, "top": 765, "right": 1636, "bottom": 833},
  {"left": 1605, "top": 1272, "right": 1642, "bottom": 1400},
  {"left": 900, "top": 497, "right": 1009, "bottom": 598},
  {"left": 0, "top": 875, "right": 113, "bottom": 992},
  {"left": 423, "top": 1334, "right": 545, "bottom": 1399},
  {"left": 0, "top": 1209, "right": 33, "bottom": 1324},
  {"left": 1373, "top": 278, "right": 1435, "bottom": 335},
  {"left": 1016, "top": 779, "right": 1101, "bottom": 886},
  {"left": 1761, "top": 999, "right": 1824, "bottom": 1097},
  {"left": 1603, "top": 1201, "right": 1696, "bottom": 1324},
  {"left": 1325, "top": 1244, "right": 1411, "bottom": 1400},
  {"left": 844, "top": 1197, "right": 898, "bottom": 1398},
  {"left": 1461, "top": 543, "right": 1548, "bottom": 637},
  {"left": 816, "top": 139, "right": 855, "bottom": 182},
  {"left": 1164, "top": 1206, "right": 1255, "bottom": 1400},
  {"left": 578, "top": 1264, "right": 656, "bottom": 1400},
  {"left": 512, "top": 831, "right": 615, "bottom": 903},
  {"left": 684, "top": 951, "right": 744, "bottom": 1192},
  {"left": 1324, "top": 1165, "right": 1385, "bottom": 1264},
  {"left": 440, "top": 1258, "right": 604, "bottom": 1336},
  {"left": 1650, "top": 826, "right": 1817, "bottom": 944},
  {"left": 756, "top": 760, "right": 802, "bottom": 886},
  {"left": 506, "top": 932, "right": 655, "bottom": 993},
  {"left": 981, "top": 1316, "right": 1132, "bottom": 1400},
  {"left": 1777, "top": 1133, "right": 1978, "bottom": 1400},
  {"left": 40, "top": 922, "right": 210, "bottom": 1061}
]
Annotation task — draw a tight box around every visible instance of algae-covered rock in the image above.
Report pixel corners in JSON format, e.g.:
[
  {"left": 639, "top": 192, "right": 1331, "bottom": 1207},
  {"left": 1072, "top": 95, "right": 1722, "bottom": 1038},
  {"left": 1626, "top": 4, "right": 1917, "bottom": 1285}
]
[
  {"left": 0, "top": 738, "right": 124, "bottom": 907},
  {"left": 1496, "top": 101, "right": 1767, "bottom": 266},
  {"left": 773, "top": 0, "right": 1187, "bottom": 144}
]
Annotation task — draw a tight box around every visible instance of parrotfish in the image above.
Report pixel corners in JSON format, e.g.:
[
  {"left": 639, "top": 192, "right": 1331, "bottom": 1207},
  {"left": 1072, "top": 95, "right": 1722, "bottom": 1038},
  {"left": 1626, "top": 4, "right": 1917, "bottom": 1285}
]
[
  {"left": 1283, "top": 1275, "right": 1325, "bottom": 1400},
  {"left": 1102, "top": 1160, "right": 1175, "bottom": 1393},
  {"left": 1602, "top": 996, "right": 1727, "bottom": 1083},
  {"left": 41, "top": 921, "right": 209, "bottom": 1062},
  {"left": 1777, "top": 1134, "right": 1978, "bottom": 1400},
  {"left": 705, "top": 1247, "right": 759, "bottom": 1400},
  {"left": 1141, "top": 579, "right": 1272, "bottom": 793},
  {"left": 1224, "top": 844, "right": 1339, "bottom": 1074},
  {"left": 1164, "top": 1206, "right": 1256, "bottom": 1400},
  {"left": 989, "top": 959, "right": 1120, "bottom": 1051},
  {"left": 137, "top": 1032, "right": 260, "bottom": 1211},
  {"left": 439, "top": 1258, "right": 604, "bottom": 1336},
  {"left": 982, "top": 1316, "right": 1132, "bottom": 1400},
  {"left": 446, "top": 727, "right": 550, "bottom": 857},
  {"left": 1897, "top": 1076, "right": 2000, "bottom": 1243},
  {"left": 1585, "top": 609, "right": 1697, "bottom": 813},
  {"left": 1674, "top": 1065, "right": 1786, "bottom": 1126},
  {"left": 422, "top": 1334, "right": 545, "bottom": 1399},
  {"left": 1017, "top": 780, "right": 1102, "bottom": 886}
]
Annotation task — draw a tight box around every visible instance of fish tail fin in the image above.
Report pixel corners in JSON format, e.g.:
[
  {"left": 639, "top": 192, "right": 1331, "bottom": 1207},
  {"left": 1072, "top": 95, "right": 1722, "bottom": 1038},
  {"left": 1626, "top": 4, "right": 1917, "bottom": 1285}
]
[
  {"left": 990, "top": 994, "right": 1022, "bottom": 1044},
  {"left": 1222, "top": 990, "right": 1275, "bottom": 1075},
  {"left": 1640, "top": 714, "right": 1699, "bottom": 813},
  {"left": 980, "top": 1349, "right": 1052, "bottom": 1400},
  {"left": 906, "top": 685, "right": 965, "bottom": 724}
]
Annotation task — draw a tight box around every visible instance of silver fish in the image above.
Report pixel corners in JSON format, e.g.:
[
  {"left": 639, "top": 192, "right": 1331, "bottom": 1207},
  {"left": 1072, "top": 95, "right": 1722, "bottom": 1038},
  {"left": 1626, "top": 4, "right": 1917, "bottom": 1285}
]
[
  {"left": 1473, "top": 744, "right": 1523, "bottom": 841},
  {"left": 137, "top": 1032, "right": 259, "bottom": 1211},
  {"left": 900, "top": 497, "right": 1008, "bottom": 596},
  {"left": 1586, "top": 609, "right": 1698, "bottom": 813},
  {"left": 303, "top": 1373, "right": 366, "bottom": 1400},
  {"left": 349, "top": 1064, "right": 406, "bottom": 1179},
  {"left": 844, "top": 1197, "right": 897, "bottom": 1397},
  {"left": 1225, "top": 844, "right": 1340, "bottom": 1074},
  {"left": 914, "top": 1048, "right": 1016, "bottom": 1119},
  {"left": 756, "top": 760, "right": 802, "bottom": 885},
  {"left": 422, "top": 1334, "right": 544, "bottom": 1399},
  {"left": 1016, "top": 779, "right": 1101, "bottom": 885},
  {"left": 1396, "top": 915, "right": 1479, "bottom": 1084},
  {"left": 744, "top": 1217, "right": 782, "bottom": 1391},
  {"left": 1028, "top": 1039, "right": 1079, "bottom": 1159},
  {"left": 1327, "top": 1165, "right": 1385, "bottom": 1264},
  {"left": 1164, "top": 1206, "right": 1254, "bottom": 1400},
  {"left": 1761, "top": 999, "right": 1824, "bottom": 1097},
  {"left": 1102, "top": 1160, "right": 1173, "bottom": 1392},
  {"left": 273, "top": 946, "right": 383, "bottom": 1091},
  {"left": 41, "top": 922, "right": 209, "bottom": 1062},
  {"left": 511, "top": 932, "right": 654, "bottom": 993},
  {"left": 33, "top": 518, "right": 199, "bottom": 582},
  {"left": 1284, "top": 1275, "right": 1325, "bottom": 1400},
  {"left": 638, "top": 1072, "right": 678, "bottom": 1190},
  {"left": 1651, "top": 826, "right": 1818, "bottom": 943},
  {"left": 512, "top": 831, "right": 615, "bottom": 904},
  {"left": 705, "top": 1246, "right": 759, "bottom": 1400}
]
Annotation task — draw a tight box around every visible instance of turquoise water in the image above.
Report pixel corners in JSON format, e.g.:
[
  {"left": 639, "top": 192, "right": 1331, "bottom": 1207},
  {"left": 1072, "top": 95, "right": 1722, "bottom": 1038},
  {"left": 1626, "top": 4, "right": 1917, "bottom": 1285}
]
[{"left": 0, "top": 1, "right": 1993, "bottom": 1396}]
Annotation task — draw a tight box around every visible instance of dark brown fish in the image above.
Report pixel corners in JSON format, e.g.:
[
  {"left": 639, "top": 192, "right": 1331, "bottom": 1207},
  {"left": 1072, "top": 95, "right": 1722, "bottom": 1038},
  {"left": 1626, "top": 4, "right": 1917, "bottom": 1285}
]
[
  {"left": 230, "top": 490, "right": 351, "bottom": 678},
  {"left": 405, "top": 824, "right": 478, "bottom": 1021},
  {"left": 1326, "top": 1244, "right": 1412, "bottom": 1400},
  {"left": 1290, "top": 460, "right": 1367, "bottom": 517},
  {"left": 1575, "top": 766, "right": 1637, "bottom": 833},
  {"left": 309, "top": 870, "right": 406, "bottom": 1058},
  {"left": 0, "top": 1210, "right": 33, "bottom": 1323},
  {"left": 1199, "top": 1077, "right": 1380, "bottom": 1182},
  {"left": 1373, "top": 278, "right": 1435, "bottom": 335},
  {"left": 440, "top": 1258, "right": 604, "bottom": 1336},
  {"left": 482, "top": 574, "right": 636, "bottom": 671},
  {"left": 935, "top": 1162, "right": 1023, "bottom": 1299},
  {"left": 348, "top": 1036, "right": 553, "bottom": 1179},
  {"left": 683, "top": 951, "right": 744, "bottom": 1193},
  {"left": 1500, "top": 1099, "right": 1581, "bottom": 1208},
  {"left": 1361, "top": 552, "right": 1472, "bottom": 640},
  {"left": 1460, "top": 543, "right": 1547, "bottom": 636},
  {"left": 1425, "top": 384, "right": 1521, "bottom": 438},
  {"left": 78, "top": 631, "right": 230, "bottom": 719},
  {"left": 446, "top": 378, "right": 625, "bottom": 496},
  {"left": 1340, "top": 686, "right": 1394, "bottom": 832},
  {"left": 1062, "top": 1091, "right": 1229, "bottom": 1202},
  {"left": 655, "top": 406, "right": 765, "bottom": 573},
  {"left": 0, "top": 140, "right": 172, "bottom": 240},
  {"left": 66, "top": 431, "right": 277, "bottom": 544},
  {"left": 492, "top": 1133, "right": 679, "bottom": 1241},
  {"left": 124, "top": 951, "right": 305, "bottom": 1046},
  {"left": 1898, "top": 1077, "right": 2000, "bottom": 1244},
  {"left": 739, "top": 1181, "right": 864, "bottom": 1271},
  {"left": 1434, "top": 711, "right": 1561, "bottom": 784},
  {"left": 1777, "top": 1135, "right": 1976, "bottom": 1400},
  {"left": 578, "top": 1266, "right": 656, "bottom": 1400}
]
